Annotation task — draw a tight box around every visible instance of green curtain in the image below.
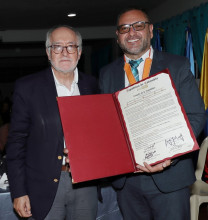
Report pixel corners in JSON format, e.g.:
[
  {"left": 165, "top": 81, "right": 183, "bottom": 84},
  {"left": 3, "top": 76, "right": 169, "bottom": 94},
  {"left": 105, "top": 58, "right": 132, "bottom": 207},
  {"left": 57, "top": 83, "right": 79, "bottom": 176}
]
[
  {"left": 162, "top": 15, "right": 187, "bottom": 55},
  {"left": 153, "top": 2, "right": 208, "bottom": 72},
  {"left": 189, "top": 3, "right": 208, "bottom": 72}
]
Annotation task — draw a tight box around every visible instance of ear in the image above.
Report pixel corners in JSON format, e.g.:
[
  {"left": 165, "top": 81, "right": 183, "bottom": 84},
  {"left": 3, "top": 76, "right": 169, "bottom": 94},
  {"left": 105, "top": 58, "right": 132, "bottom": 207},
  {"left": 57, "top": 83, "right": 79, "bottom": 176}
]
[
  {"left": 116, "top": 30, "right": 119, "bottom": 43},
  {"left": 150, "top": 24, "right": 154, "bottom": 39},
  {"left": 77, "top": 49, "right": 82, "bottom": 60},
  {"left": 46, "top": 48, "right": 51, "bottom": 61}
]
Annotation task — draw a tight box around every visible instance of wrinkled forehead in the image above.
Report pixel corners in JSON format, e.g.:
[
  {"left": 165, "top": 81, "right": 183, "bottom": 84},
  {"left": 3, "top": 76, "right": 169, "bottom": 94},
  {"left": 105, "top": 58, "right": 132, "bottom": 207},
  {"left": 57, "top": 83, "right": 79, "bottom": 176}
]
[
  {"left": 50, "top": 27, "right": 77, "bottom": 44},
  {"left": 118, "top": 10, "right": 148, "bottom": 26}
]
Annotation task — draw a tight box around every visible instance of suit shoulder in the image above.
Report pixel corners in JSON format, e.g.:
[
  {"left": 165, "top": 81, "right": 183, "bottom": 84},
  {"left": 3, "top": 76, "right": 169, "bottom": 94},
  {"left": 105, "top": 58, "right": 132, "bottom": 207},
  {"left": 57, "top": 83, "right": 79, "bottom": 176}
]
[
  {"left": 14, "top": 68, "right": 51, "bottom": 90},
  {"left": 101, "top": 57, "right": 123, "bottom": 71},
  {"left": 156, "top": 51, "right": 188, "bottom": 64},
  {"left": 78, "top": 71, "right": 97, "bottom": 82},
  {"left": 78, "top": 71, "right": 100, "bottom": 94},
  {"left": 16, "top": 68, "right": 49, "bottom": 83}
]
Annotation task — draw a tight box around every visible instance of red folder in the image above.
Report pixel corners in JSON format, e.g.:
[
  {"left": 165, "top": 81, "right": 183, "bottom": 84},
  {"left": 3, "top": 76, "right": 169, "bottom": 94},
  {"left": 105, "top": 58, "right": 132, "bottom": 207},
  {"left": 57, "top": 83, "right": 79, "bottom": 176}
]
[{"left": 57, "top": 70, "right": 199, "bottom": 183}]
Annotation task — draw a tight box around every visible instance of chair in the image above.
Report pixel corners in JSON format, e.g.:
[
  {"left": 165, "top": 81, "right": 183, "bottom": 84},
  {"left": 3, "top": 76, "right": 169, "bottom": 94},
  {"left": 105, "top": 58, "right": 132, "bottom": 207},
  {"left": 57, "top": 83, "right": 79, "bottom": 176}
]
[{"left": 190, "top": 137, "right": 208, "bottom": 220}]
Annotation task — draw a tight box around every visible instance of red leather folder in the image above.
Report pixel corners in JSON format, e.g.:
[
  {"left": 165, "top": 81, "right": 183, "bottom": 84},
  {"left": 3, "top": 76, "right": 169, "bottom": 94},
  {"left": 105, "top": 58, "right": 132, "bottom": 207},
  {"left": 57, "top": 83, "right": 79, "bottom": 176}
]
[
  {"left": 57, "top": 71, "right": 199, "bottom": 183},
  {"left": 57, "top": 93, "right": 137, "bottom": 183}
]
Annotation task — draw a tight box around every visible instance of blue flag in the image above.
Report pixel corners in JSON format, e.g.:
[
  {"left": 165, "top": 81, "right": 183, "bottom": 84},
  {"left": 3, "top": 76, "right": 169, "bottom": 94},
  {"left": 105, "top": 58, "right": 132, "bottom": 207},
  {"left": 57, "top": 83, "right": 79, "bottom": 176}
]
[{"left": 185, "top": 27, "right": 195, "bottom": 77}]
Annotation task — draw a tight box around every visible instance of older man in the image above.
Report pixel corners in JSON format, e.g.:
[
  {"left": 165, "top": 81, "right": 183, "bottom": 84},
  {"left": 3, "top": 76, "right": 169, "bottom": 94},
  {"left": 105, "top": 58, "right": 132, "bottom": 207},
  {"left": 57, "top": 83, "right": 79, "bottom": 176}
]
[
  {"left": 99, "top": 8, "right": 206, "bottom": 220},
  {"left": 6, "top": 25, "right": 99, "bottom": 220}
]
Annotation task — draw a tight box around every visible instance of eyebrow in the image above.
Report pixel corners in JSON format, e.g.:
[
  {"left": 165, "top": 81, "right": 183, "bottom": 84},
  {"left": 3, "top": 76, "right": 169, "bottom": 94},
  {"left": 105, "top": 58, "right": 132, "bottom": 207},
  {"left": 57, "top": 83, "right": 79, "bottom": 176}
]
[
  {"left": 118, "top": 21, "right": 149, "bottom": 26},
  {"left": 52, "top": 41, "right": 77, "bottom": 45}
]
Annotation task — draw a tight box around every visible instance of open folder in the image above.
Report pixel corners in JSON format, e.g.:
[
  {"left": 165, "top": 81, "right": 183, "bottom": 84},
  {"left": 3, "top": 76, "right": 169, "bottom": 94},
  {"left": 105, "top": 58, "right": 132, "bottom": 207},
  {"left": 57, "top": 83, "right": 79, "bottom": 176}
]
[{"left": 57, "top": 70, "right": 199, "bottom": 183}]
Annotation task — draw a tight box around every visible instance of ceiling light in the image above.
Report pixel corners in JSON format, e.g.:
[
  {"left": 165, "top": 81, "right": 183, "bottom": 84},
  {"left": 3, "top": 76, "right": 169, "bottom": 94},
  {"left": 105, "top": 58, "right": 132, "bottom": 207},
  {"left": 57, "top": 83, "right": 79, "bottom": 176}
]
[{"left": 68, "top": 13, "right": 76, "bottom": 17}]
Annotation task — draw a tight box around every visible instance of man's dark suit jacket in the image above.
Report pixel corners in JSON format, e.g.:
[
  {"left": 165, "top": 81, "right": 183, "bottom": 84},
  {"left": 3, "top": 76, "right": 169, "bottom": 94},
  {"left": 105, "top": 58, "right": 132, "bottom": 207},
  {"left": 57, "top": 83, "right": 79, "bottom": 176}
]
[
  {"left": 6, "top": 68, "right": 99, "bottom": 220},
  {"left": 99, "top": 50, "right": 206, "bottom": 192}
]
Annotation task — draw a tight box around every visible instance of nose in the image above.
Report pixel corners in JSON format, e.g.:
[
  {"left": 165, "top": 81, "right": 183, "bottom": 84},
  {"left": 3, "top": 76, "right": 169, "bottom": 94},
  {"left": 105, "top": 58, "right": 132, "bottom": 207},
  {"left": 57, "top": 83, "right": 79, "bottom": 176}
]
[
  {"left": 129, "top": 26, "right": 136, "bottom": 35},
  {"left": 62, "top": 47, "right": 68, "bottom": 56}
]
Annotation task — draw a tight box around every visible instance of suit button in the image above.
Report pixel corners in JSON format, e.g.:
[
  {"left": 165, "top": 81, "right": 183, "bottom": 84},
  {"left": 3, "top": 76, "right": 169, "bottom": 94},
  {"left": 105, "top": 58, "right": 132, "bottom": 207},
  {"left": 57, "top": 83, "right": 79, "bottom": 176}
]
[
  {"left": 58, "top": 156, "right": 62, "bottom": 160},
  {"left": 54, "top": 179, "right": 58, "bottom": 183}
]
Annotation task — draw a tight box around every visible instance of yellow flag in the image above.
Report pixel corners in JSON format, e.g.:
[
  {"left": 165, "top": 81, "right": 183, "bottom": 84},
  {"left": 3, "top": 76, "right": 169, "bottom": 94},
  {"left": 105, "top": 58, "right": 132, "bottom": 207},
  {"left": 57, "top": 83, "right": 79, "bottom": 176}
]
[{"left": 200, "top": 29, "right": 208, "bottom": 110}]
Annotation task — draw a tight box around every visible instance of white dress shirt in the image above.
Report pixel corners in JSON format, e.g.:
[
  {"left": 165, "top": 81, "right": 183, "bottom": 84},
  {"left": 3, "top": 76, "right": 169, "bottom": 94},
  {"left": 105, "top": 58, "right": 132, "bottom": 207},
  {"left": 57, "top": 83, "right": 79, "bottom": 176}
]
[{"left": 52, "top": 68, "right": 80, "bottom": 165}]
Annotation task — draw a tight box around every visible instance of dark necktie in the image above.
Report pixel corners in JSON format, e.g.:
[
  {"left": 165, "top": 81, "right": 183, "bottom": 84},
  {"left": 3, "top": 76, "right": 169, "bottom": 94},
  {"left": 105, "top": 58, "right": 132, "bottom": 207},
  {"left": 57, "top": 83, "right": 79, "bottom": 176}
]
[{"left": 129, "top": 58, "right": 143, "bottom": 82}]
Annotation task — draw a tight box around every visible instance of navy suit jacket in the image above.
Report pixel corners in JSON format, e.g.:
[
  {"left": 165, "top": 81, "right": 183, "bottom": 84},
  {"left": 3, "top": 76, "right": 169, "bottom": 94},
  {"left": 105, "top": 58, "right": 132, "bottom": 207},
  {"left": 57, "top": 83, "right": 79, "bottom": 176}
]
[
  {"left": 6, "top": 68, "right": 99, "bottom": 220},
  {"left": 99, "top": 50, "right": 206, "bottom": 192}
]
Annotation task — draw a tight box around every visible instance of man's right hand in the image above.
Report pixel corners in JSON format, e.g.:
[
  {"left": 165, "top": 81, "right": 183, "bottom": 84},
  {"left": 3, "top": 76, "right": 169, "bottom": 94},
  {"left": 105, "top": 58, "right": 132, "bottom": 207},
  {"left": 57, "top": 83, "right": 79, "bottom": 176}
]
[{"left": 14, "top": 195, "right": 32, "bottom": 218}]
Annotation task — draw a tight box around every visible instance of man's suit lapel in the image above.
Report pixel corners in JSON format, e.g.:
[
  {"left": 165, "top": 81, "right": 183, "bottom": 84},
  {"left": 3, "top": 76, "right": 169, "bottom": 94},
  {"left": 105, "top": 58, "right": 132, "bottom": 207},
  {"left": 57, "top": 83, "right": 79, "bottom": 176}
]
[
  {"left": 78, "top": 72, "right": 90, "bottom": 95},
  {"left": 149, "top": 50, "right": 164, "bottom": 76},
  {"left": 114, "top": 57, "right": 125, "bottom": 91},
  {"left": 78, "top": 71, "right": 99, "bottom": 95},
  {"left": 43, "top": 69, "right": 64, "bottom": 144}
]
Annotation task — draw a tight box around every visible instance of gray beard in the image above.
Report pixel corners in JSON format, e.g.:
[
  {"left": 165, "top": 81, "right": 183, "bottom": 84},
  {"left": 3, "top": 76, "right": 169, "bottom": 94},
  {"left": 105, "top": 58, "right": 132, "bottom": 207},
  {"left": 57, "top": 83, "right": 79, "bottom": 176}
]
[
  {"left": 50, "top": 60, "right": 76, "bottom": 74},
  {"left": 119, "top": 36, "right": 150, "bottom": 57},
  {"left": 120, "top": 42, "right": 149, "bottom": 56}
]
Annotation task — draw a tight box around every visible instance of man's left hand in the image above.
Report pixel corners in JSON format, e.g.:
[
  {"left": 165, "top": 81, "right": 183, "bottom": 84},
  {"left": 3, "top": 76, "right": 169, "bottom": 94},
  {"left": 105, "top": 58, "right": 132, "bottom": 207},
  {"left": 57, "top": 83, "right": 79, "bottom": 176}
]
[{"left": 136, "top": 159, "right": 172, "bottom": 173}]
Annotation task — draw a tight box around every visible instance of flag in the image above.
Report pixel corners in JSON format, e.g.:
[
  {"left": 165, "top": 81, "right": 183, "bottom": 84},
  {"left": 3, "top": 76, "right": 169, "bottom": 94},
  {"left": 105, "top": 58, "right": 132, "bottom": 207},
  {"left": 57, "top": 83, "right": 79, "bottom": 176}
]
[
  {"left": 185, "top": 27, "right": 195, "bottom": 77},
  {"left": 199, "top": 28, "right": 208, "bottom": 136},
  {"left": 200, "top": 29, "right": 208, "bottom": 110},
  {"left": 155, "top": 29, "right": 162, "bottom": 51}
]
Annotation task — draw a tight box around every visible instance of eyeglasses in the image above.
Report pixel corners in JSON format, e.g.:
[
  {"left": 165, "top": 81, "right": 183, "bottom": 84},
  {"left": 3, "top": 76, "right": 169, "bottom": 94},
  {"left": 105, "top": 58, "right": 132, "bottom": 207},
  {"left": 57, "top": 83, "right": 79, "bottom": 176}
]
[
  {"left": 117, "top": 21, "right": 150, "bottom": 34},
  {"left": 48, "top": 44, "right": 79, "bottom": 54}
]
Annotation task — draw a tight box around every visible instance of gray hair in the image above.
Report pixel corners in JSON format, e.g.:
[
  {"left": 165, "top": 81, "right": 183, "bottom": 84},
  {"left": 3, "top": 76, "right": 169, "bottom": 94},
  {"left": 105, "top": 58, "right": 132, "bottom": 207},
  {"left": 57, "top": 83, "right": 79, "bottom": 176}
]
[{"left": 45, "top": 25, "right": 82, "bottom": 52}]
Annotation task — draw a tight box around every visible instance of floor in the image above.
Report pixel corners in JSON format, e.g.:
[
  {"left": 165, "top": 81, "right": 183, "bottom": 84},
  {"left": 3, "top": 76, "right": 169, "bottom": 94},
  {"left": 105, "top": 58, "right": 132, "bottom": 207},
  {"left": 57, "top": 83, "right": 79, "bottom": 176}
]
[{"left": 199, "top": 203, "right": 208, "bottom": 220}]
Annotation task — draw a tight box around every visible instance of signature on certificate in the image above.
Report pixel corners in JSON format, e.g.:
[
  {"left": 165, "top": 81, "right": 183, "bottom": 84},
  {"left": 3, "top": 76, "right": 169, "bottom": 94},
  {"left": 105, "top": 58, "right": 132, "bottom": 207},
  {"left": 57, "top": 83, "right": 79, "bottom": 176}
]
[
  {"left": 165, "top": 134, "right": 184, "bottom": 148},
  {"left": 145, "top": 149, "right": 156, "bottom": 160},
  {"left": 145, "top": 143, "right": 156, "bottom": 159}
]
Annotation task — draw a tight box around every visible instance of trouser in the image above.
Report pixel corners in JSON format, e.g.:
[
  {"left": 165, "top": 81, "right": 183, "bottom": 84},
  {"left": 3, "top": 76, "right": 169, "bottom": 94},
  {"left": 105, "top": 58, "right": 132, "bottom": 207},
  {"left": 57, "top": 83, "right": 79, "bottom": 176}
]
[
  {"left": 117, "top": 174, "right": 190, "bottom": 220},
  {"left": 30, "top": 171, "right": 98, "bottom": 220},
  {"left": 96, "top": 182, "right": 123, "bottom": 220}
]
